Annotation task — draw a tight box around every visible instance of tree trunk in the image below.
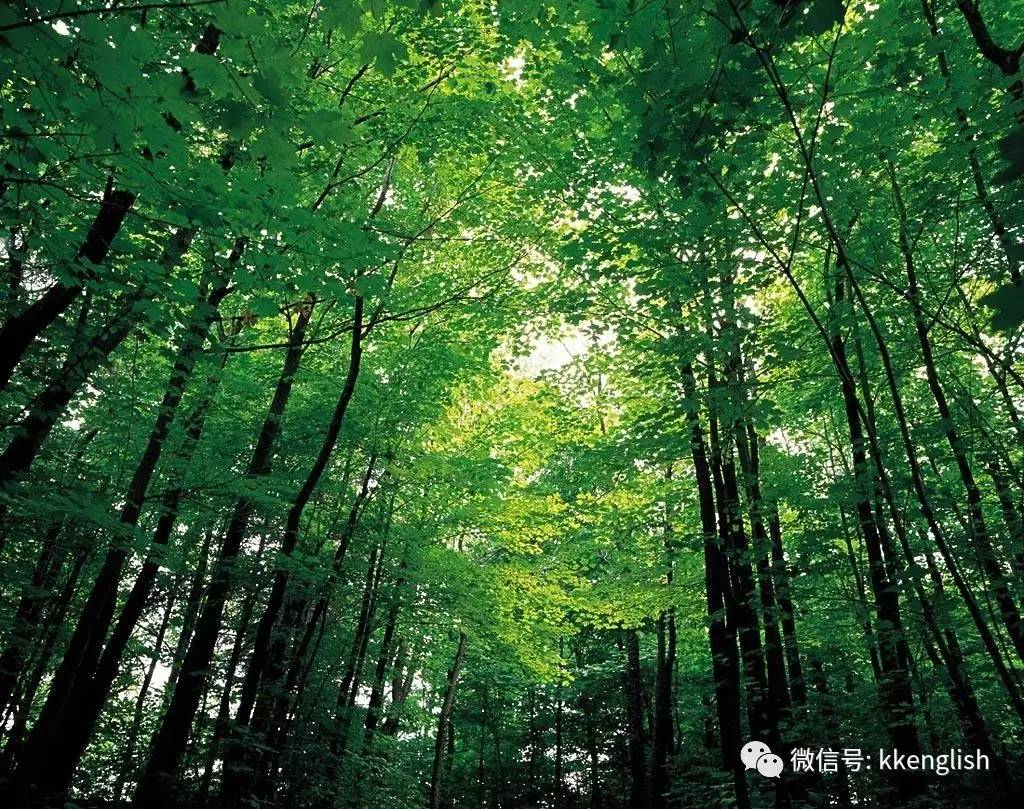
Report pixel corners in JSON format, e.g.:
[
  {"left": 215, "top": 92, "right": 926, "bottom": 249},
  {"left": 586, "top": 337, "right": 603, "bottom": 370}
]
[
  {"left": 0, "top": 187, "right": 136, "bottom": 394},
  {"left": 221, "top": 298, "right": 364, "bottom": 808},
  {"left": 113, "top": 586, "right": 177, "bottom": 803},
  {"left": 829, "top": 264, "right": 922, "bottom": 797},
  {"left": 233, "top": 297, "right": 364, "bottom": 724},
  {"left": 843, "top": 254, "right": 1024, "bottom": 728},
  {"left": 888, "top": 161, "right": 1024, "bottom": 666},
  {"left": 7, "top": 264, "right": 234, "bottom": 806},
  {"left": 622, "top": 628, "right": 647, "bottom": 809},
  {"left": 650, "top": 610, "right": 675, "bottom": 809},
  {"left": 0, "top": 522, "right": 68, "bottom": 717},
  {"left": 428, "top": 632, "right": 468, "bottom": 809},
  {"left": 679, "top": 358, "right": 748, "bottom": 809},
  {"left": 0, "top": 227, "right": 195, "bottom": 493},
  {"left": 134, "top": 300, "right": 314, "bottom": 809},
  {"left": 0, "top": 545, "right": 89, "bottom": 774}
]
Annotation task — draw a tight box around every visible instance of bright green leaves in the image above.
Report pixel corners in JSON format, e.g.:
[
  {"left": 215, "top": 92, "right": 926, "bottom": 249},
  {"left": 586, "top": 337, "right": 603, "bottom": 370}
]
[
  {"left": 322, "top": 0, "right": 365, "bottom": 37},
  {"left": 302, "top": 108, "right": 356, "bottom": 145},
  {"left": 360, "top": 31, "right": 408, "bottom": 75},
  {"left": 353, "top": 274, "right": 389, "bottom": 299},
  {"left": 498, "top": 0, "right": 548, "bottom": 42}
]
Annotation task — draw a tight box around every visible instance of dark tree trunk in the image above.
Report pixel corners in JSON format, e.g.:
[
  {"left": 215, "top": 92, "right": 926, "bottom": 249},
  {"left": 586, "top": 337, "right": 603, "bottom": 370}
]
[
  {"left": 332, "top": 539, "right": 385, "bottom": 735},
  {"left": 0, "top": 228, "right": 195, "bottom": 493},
  {"left": 765, "top": 500, "right": 806, "bottom": 706},
  {"left": 0, "top": 521, "right": 68, "bottom": 717},
  {"left": 553, "top": 678, "right": 564, "bottom": 809},
  {"left": 0, "top": 545, "right": 89, "bottom": 774},
  {"left": 134, "top": 300, "right": 314, "bottom": 809},
  {"left": 380, "top": 638, "right": 417, "bottom": 738},
  {"left": 828, "top": 263, "right": 923, "bottom": 798},
  {"left": 362, "top": 561, "right": 405, "bottom": 752},
  {"left": 113, "top": 586, "right": 177, "bottom": 803},
  {"left": 842, "top": 259, "right": 1024, "bottom": 740},
  {"left": 7, "top": 263, "right": 234, "bottom": 807},
  {"left": 707, "top": 397, "right": 774, "bottom": 745},
  {"left": 221, "top": 298, "right": 364, "bottom": 809},
  {"left": 0, "top": 187, "right": 136, "bottom": 394},
  {"left": 650, "top": 611, "right": 675, "bottom": 809},
  {"left": 888, "top": 162, "right": 1024, "bottom": 668},
  {"left": 197, "top": 536, "right": 267, "bottom": 805},
  {"left": 428, "top": 632, "right": 467, "bottom": 809},
  {"left": 680, "top": 359, "right": 748, "bottom": 809},
  {"left": 622, "top": 628, "right": 647, "bottom": 809},
  {"left": 168, "top": 529, "right": 216, "bottom": 690},
  {"left": 736, "top": 426, "right": 792, "bottom": 715},
  {"left": 921, "top": 0, "right": 1022, "bottom": 284}
]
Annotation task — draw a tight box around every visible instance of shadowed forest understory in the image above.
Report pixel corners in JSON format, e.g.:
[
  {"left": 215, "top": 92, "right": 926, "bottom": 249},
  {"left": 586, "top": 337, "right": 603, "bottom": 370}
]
[{"left": 2, "top": 1, "right": 1024, "bottom": 808}]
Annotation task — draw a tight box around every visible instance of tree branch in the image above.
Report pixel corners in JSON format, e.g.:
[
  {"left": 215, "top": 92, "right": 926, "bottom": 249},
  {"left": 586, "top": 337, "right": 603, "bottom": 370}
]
[{"left": 955, "top": 0, "right": 1023, "bottom": 75}]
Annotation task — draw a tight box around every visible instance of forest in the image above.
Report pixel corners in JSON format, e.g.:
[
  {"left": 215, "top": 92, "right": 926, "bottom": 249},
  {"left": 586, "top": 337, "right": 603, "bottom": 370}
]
[{"left": 1, "top": 1, "right": 1023, "bottom": 808}]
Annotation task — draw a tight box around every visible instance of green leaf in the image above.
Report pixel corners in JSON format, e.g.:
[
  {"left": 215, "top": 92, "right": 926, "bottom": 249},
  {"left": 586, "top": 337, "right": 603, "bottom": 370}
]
[
  {"left": 980, "top": 283, "right": 1024, "bottom": 332},
  {"left": 302, "top": 108, "right": 355, "bottom": 143},
  {"left": 783, "top": 0, "right": 845, "bottom": 37},
  {"left": 354, "top": 274, "right": 387, "bottom": 299},
  {"left": 322, "top": 0, "right": 364, "bottom": 37},
  {"left": 360, "top": 32, "right": 408, "bottom": 76},
  {"left": 253, "top": 69, "right": 287, "bottom": 107}
]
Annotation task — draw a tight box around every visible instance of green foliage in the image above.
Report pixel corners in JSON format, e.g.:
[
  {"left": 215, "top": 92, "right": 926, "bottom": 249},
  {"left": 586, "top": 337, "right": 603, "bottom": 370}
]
[{"left": 1, "top": 1, "right": 1023, "bottom": 808}]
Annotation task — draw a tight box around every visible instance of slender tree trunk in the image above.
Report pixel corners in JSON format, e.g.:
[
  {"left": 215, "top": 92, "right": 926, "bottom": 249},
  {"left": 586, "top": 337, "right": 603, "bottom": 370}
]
[
  {"left": 134, "top": 300, "right": 314, "bottom": 809},
  {"left": 553, "top": 676, "right": 564, "bottom": 809},
  {"left": 0, "top": 545, "right": 89, "bottom": 773},
  {"left": 197, "top": 536, "right": 267, "bottom": 805},
  {"left": 278, "top": 451, "right": 380, "bottom": 697},
  {"left": 333, "top": 539, "right": 386, "bottom": 736},
  {"left": 651, "top": 468, "right": 677, "bottom": 809},
  {"left": 622, "top": 628, "right": 648, "bottom": 809},
  {"left": 113, "top": 586, "right": 177, "bottom": 803},
  {"left": 7, "top": 265, "right": 235, "bottom": 806},
  {"left": 844, "top": 257, "right": 1024, "bottom": 727},
  {"left": 0, "top": 186, "right": 136, "bottom": 394},
  {"left": 381, "top": 638, "right": 417, "bottom": 738},
  {"left": 764, "top": 493, "right": 806, "bottom": 705},
  {"left": 576, "top": 654, "right": 602, "bottom": 809},
  {"left": 168, "top": 528, "right": 216, "bottom": 689},
  {"left": 650, "top": 610, "right": 675, "bottom": 809},
  {"left": 736, "top": 411, "right": 792, "bottom": 717},
  {"left": 233, "top": 297, "right": 364, "bottom": 725},
  {"left": 0, "top": 226, "right": 195, "bottom": 494},
  {"left": 679, "top": 358, "right": 748, "bottom": 809},
  {"left": 429, "top": 632, "right": 468, "bottom": 809},
  {"left": 921, "top": 0, "right": 1022, "bottom": 284},
  {"left": 707, "top": 389, "right": 774, "bottom": 745},
  {"left": 221, "top": 298, "right": 364, "bottom": 808},
  {"left": 0, "top": 431, "right": 97, "bottom": 702},
  {"left": 826, "top": 255, "right": 923, "bottom": 796},
  {"left": 735, "top": 25, "right": 927, "bottom": 792},
  {"left": 0, "top": 21, "right": 223, "bottom": 397},
  {"left": 888, "top": 161, "right": 1024, "bottom": 666},
  {"left": 0, "top": 522, "right": 67, "bottom": 716},
  {"left": 363, "top": 561, "right": 406, "bottom": 752}
]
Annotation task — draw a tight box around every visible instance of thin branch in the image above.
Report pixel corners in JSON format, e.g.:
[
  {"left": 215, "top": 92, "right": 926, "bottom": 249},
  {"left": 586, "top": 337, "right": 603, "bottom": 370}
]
[{"left": 0, "top": 0, "right": 227, "bottom": 33}]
